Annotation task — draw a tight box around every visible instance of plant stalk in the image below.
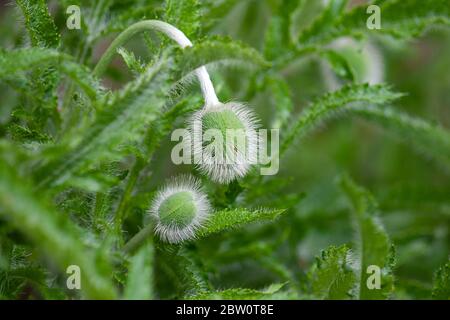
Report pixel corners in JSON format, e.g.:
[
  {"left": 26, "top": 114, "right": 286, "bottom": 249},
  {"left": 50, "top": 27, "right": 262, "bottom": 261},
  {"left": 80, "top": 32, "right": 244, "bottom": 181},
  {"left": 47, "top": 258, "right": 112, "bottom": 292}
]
[
  {"left": 123, "top": 223, "right": 154, "bottom": 254},
  {"left": 93, "top": 20, "right": 219, "bottom": 108}
]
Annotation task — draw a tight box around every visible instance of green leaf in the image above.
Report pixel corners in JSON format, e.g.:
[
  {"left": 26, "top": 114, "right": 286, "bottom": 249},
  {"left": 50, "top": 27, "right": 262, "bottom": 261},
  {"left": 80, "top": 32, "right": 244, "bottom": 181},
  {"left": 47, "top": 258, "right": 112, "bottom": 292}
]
[
  {"left": 0, "top": 48, "right": 101, "bottom": 100},
  {"left": 348, "top": 105, "right": 450, "bottom": 172},
  {"left": 264, "top": 74, "right": 294, "bottom": 128},
  {"left": 320, "top": 49, "right": 355, "bottom": 81},
  {"left": 198, "top": 208, "right": 286, "bottom": 238},
  {"left": 299, "top": 0, "right": 450, "bottom": 46},
  {"left": 281, "top": 83, "right": 404, "bottom": 156},
  {"left": 0, "top": 246, "right": 49, "bottom": 299},
  {"left": 124, "top": 240, "right": 154, "bottom": 300},
  {"left": 0, "top": 142, "right": 116, "bottom": 299},
  {"left": 377, "top": 183, "right": 450, "bottom": 213},
  {"left": 298, "top": 0, "right": 348, "bottom": 46},
  {"left": 340, "top": 175, "right": 395, "bottom": 300},
  {"left": 164, "top": 0, "right": 200, "bottom": 38},
  {"left": 201, "top": 0, "right": 246, "bottom": 32},
  {"left": 0, "top": 48, "right": 58, "bottom": 76},
  {"left": 61, "top": 0, "right": 113, "bottom": 44},
  {"left": 35, "top": 56, "right": 171, "bottom": 189},
  {"left": 264, "top": 0, "right": 303, "bottom": 60},
  {"left": 281, "top": 83, "right": 450, "bottom": 171},
  {"left": 178, "top": 36, "right": 269, "bottom": 73},
  {"left": 157, "top": 245, "right": 211, "bottom": 298},
  {"left": 13, "top": 0, "right": 60, "bottom": 130},
  {"left": 190, "top": 283, "right": 286, "bottom": 300},
  {"left": 374, "top": 0, "right": 450, "bottom": 39},
  {"left": 432, "top": 261, "right": 449, "bottom": 300},
  {"left": 264, "top": 16, "right": 286, "bottom": 61},
  {"left": 16, "top": 0, "right": 60, "bottom": 48},
  {"left": 308, "top": 245, "right": 355, "bottom": 299},
  {"left": 117, "top": 47, "right": 146, "bottom": 74},
  {"left": 97, "top": 5, "right": 161, "bottom": 40}
]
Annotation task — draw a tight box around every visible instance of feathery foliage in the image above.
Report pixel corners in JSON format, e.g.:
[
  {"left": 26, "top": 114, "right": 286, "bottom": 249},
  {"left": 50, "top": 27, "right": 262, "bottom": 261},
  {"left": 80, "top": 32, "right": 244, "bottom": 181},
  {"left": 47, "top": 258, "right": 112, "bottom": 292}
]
[
  {"left": 298, "top": 0, "right": 450, "bottom": 46},
  {"left": 431, "top": 261, "right": 449, "bottom": 299},
  {"left": 198, "top": 208, "right": 286, "bottom": 238},
  {"left": 281, "top": 83, "right": 404, "bottom": 155},
  {"left": 308, "top": 245, "right": 355, "bottom": 299},
  {"left": 340, "top": 175, "right": 395, "bottom": 299},
  {"left": 0, "top": 0, "right": 448, "bottom": 300}
]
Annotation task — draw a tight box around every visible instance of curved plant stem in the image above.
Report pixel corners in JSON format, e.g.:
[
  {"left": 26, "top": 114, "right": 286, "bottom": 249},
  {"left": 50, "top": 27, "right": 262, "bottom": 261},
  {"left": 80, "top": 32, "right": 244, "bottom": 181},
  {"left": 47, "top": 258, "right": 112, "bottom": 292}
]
[
  {"left": 93, "top": 20, "right": 220, "bottom": 108},
  {"left": 123, "top": 223, "right": 154, "bottom": 254},
  {"left": 114, "top": 157, "right": 144, "bottom": 233}
]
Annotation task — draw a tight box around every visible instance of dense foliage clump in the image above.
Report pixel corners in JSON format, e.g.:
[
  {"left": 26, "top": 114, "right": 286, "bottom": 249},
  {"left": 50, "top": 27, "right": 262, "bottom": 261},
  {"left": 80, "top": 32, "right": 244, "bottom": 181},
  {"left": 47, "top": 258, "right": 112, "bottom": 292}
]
[{"left": 0, "top": 0, "right": 449, "bottom": 299}]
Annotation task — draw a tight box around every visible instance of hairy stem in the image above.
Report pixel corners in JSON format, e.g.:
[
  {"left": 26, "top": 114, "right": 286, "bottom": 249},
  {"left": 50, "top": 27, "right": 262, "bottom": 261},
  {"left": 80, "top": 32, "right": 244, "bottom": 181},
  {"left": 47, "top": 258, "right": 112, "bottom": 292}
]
[
  {"left": 123, "top": 223, "right": 154, "bottom": 254},
  {"left": 93, "top": 20, "right": 219, "bottom": 107},
  {"left": 114, "top": 157, "right": 145, "bottom": 230}
]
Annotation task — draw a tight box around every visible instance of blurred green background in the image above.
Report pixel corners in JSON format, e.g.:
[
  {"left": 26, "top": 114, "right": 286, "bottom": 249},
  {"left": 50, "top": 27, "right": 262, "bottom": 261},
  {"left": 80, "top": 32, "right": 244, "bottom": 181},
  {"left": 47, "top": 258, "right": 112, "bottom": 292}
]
[{"left": 0, "top": 0, "right": 449, "bottom": 299}]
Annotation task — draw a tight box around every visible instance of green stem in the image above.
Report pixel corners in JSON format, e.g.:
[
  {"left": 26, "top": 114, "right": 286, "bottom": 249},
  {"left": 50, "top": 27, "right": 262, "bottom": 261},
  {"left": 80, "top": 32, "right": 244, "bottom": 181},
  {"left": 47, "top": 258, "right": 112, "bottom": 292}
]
[
  {"left": 93, "top": 20, "right": 184, "bottom": 77},
  {"left": 115, "top": 158, "right": 144, "bottom": 228},
  {"left": 92, "top": 192, "right": 106, "bottom": 232},
  {"left": 93, "top": 20, "right": 219, "bottom": 107},
  {"left": 123, "top": 223, "right": 154, "bottom": 254}
]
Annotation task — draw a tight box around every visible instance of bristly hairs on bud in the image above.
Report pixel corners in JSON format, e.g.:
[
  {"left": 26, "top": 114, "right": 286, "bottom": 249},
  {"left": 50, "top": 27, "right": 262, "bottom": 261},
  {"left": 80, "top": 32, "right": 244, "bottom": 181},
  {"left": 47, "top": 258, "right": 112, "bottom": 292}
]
[
  {"left": 189, "top": 102, "right": 259, "bottom": 184},
  {"left": 149, "top": 175, "right": 211, "bottom": 244},
  {"left": 94, "top": 20, "right": 261, "bottom": 184}
]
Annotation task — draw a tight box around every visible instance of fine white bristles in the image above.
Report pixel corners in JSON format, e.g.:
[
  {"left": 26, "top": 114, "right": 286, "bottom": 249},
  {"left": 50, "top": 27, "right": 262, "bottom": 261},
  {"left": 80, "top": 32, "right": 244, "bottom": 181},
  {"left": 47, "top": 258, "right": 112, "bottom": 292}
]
[
  {"left": 189, "top": 102, "right": 260, "bottom": 184},
  {"left": 148, "top": 175, "right": 211, "bottom": 244}
]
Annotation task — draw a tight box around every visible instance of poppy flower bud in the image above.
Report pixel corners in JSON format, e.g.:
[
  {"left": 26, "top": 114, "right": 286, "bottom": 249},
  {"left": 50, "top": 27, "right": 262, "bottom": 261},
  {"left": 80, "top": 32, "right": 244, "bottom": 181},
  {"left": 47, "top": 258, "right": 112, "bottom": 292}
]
[
  {"left": 149, "top": 175, "right": 211, "bottom": 243},
  {"left": 189, "top": 102, "right": 259, "bottom": 184}
]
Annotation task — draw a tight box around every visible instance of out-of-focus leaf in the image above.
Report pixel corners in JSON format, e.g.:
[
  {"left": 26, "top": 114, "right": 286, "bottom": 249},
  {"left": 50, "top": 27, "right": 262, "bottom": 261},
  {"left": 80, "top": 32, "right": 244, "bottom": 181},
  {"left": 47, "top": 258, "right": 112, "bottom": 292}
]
[
  {"left": 124, "top": 240, "right": 154, "bottom": 300},
  {"left": 308, "top": 245, "right": 355, "bottom": 299},
  {"left": 198, "top": 208, "right": 286, "bottom": 238},
  {"left": 0, "top": 142, "right": 116, "bottom": 299},
  {"left": 190, "top": 283, "right": 286, "bottom": 300},
  {"left": 432, "top": 261, "right": 449, "bottom": 300},
  {"left": 340, "top": 175, "right": 395, "bottom": 300}
]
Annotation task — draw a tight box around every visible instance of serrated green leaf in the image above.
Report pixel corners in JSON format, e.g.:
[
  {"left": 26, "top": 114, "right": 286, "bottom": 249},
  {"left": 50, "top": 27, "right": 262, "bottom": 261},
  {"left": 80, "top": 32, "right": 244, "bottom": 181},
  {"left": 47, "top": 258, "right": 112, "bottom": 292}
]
[
  {"left": 190, "top": 283, "right": 286, "bottom": 300},
  {"left": 0, "top": 48, "right": 101, "bottom": 100},
  {"left": 264, "top": 74, "right": 294, "bottom": 128},
  {"left": 374, "top": 0, "right": 450, "bottom": 39},
  {"left": 281, "top": 83, "right": 450, "bottom": 172},
  {"left": 13, "top": 0, "right": 61, "bottom": 131},
  {"left": 198, "top": 208, "right": 286, "bottom": 238},
  {"left": 340, "top": 175, "right": 395, "bottom": 300},
  {"left": 178, "top": 36, "right": 269, "bottom": 73},
  {"left": 320, "top": 49, "right": 355, "bottom": 81},
  {"left": 298, "top": 0, "right": 348, "bottom": 46},
  {"left": 157, "top": 245, "right": 211, "bottom": 298},
  {"left": 124, "top": 239, "right": 154, "bottom": 300},
  {"left": 299, "top": 0, "right": 450, "bottom": 46},
  {"left": 117, "top": 47, "right": 146, "bottom": 74},
  {"left": 96, "top": 5, "right": 161, "bottom": 40},
  {"left": 264, "top": 0, "right": 304, "bottom": 60},
  {"left": 281, "top": 83, "right": 404, "bottom": 156},
  {"left": 0, "top": 48, "right": 58, "bottom": 76},
  {"left": 349, "top": 105, "right": 450, "bottom": 172},
  {"left": 308, "top": 245, "right": 355, "bottom": 299},
  {"left": 0, "top": 142, "right": 116, "bottom": 299},
  {"left": 432, "top": 261, "right": 449, "bottom": 300},
  {"left": 16, "top": 0, "right": 60, "bottom": 48},
  {"left": 34, "top": 56, "right": 171, "bottom": 189},
  {"left": 164, "top": 0, "right": 200, "bottom": 38}
]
